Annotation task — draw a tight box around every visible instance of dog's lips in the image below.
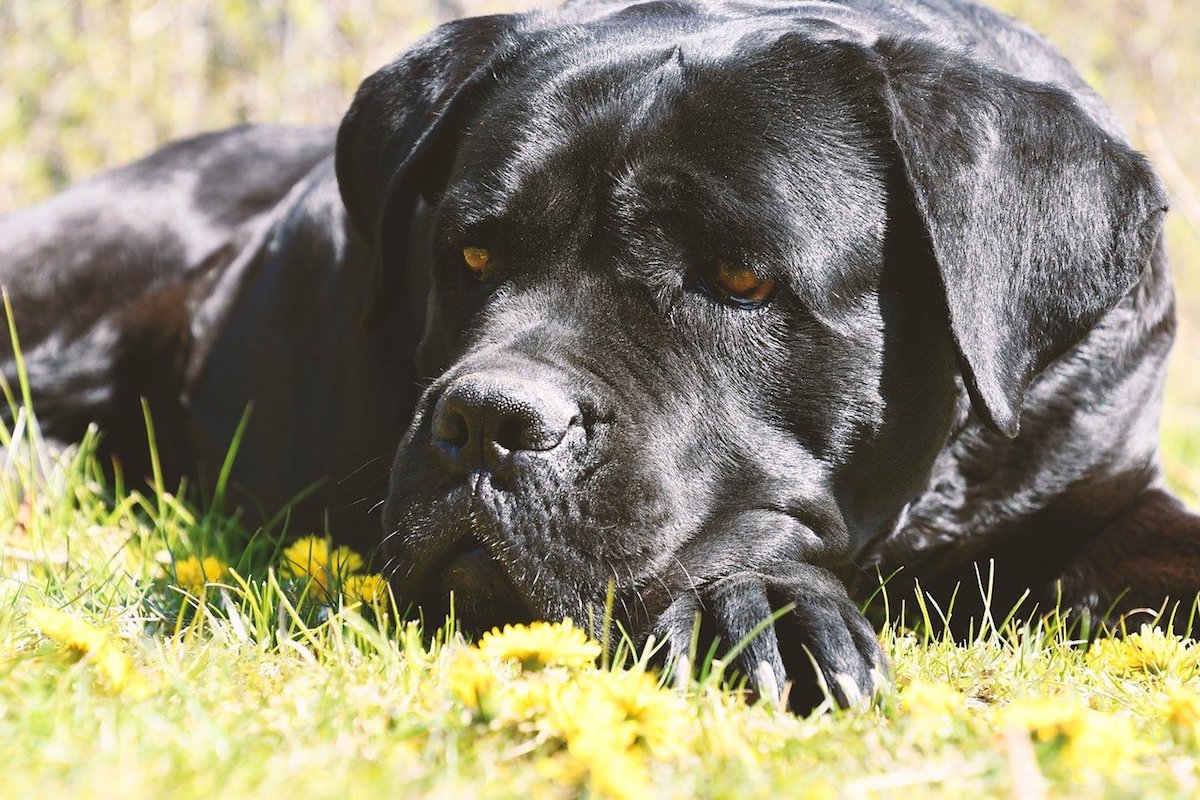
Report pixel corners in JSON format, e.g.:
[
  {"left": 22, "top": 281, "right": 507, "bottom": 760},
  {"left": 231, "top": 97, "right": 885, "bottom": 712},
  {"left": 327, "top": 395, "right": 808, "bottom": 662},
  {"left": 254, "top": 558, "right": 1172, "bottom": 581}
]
[
  {"left": 418, "top": 534, "right": 536, "bottom": 634},
  {"left": 436, "top": 539, "right": 506, "bottom": 597},
  {"left": 383, "top": 478, "right": 541, "bottom": 635},
  {"left": 384, "top": 477, "right": 491, "bottom": 588}
]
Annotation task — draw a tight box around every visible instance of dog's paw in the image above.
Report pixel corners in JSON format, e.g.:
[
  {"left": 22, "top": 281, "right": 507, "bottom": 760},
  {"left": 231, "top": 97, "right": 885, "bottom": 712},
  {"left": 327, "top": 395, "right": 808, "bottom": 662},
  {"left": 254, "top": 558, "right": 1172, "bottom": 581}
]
[{"left": 653, "top": 563, "right": 886, "bottom": 713}]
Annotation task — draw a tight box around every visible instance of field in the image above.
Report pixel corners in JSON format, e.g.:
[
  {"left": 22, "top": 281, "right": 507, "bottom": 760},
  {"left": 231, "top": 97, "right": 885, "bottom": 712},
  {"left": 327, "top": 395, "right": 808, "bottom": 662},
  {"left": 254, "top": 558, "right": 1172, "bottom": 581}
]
[{"left": 2, "top": 1, "right": 1200, "bottom": 797}]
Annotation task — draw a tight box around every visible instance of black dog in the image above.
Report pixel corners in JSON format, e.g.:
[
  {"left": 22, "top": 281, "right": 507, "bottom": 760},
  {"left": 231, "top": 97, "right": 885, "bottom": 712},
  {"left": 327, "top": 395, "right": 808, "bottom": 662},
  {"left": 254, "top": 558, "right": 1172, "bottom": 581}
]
[{"left": 4, "top": 0, "right": 1199, "bottom": 711}]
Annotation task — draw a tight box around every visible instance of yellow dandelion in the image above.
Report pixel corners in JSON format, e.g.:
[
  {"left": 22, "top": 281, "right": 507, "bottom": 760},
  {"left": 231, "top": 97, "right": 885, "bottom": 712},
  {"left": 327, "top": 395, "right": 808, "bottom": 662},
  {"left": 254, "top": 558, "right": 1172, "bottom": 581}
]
[
  {"left": 341, "top": 574, "right": 391, "bottom": 608},
  {"left": 544, "top": 675, "right": 639, "bottom": 745},
  {"left": 450, "top": 647, "right": 572, "bottom": 723},
  {"left": 477, "top": 619, "right": 601, "bottom": 671},
  {"left": 539, "top": 740, "right": 653, "bottom": 800},
  {"left": 900, "top": 678, "right": 965, "bottom": 716},
  {"left": 28, "top": 605, "right": 111, "bottom": 654},
  {"left": 1063, "top": 712, "right": 1145, "bottom": 778},
  {"left": 27, "top": 606, "right": 151, "bottom": 698},
  {"left": 1086, "top": 625, "right": 1198, "bottom": 679},
  {"left": 170, "top": 555, "right": 229, "bottom": 595},
  {"left": 1001, "top": 696, "right": 1146, "bottom": 780},
  {"left": 489, "top": 671, "right": 567, "bottom": 723},
  {"left": 696, "top": 694, "right": 758, "bottom": 763},
  {"left": 1163, "top": 686, "right": 1200, "bottom": 746},
  {"left": 579, "top": 669, "right": 688, "bottom": 757},
  {"left": 1002, "top": 696, "right": 1086, "bottom": 744},
  {"left": 448, "top": 647, "right": 502, "bottom": 720},
  {"left": 899, "top": 678, "right": 968, "bottom": 740},
  {"left": 281, "top": 536, "right": 364, "bottom": 599},
  {"left": 540, "top": 678, "right": 651, "bottom": 800},
  {"left": 575, "top": 738, "right": 653, "bottom": 799}
]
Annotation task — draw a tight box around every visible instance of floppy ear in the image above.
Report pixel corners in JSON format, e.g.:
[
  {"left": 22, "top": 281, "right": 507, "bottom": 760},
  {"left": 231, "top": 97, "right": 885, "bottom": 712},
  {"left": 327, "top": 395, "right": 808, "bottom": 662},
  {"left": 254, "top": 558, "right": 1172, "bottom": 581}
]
[
  {"left": 335, "top": 15, "right": 517, "bottom": 332},
  {"left": 872, "top": 38, "right": 1167, "bottom": 436}
]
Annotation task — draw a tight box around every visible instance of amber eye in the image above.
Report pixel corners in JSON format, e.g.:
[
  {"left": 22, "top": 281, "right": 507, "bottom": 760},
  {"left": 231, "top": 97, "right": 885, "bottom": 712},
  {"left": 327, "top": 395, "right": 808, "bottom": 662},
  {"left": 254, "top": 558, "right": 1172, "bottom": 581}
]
[
  {"left": 462, "top": 246, "right": 490, "bottom": 277},
  {"left": 713, "top": 260, "right": 775, "bottom": 307}
]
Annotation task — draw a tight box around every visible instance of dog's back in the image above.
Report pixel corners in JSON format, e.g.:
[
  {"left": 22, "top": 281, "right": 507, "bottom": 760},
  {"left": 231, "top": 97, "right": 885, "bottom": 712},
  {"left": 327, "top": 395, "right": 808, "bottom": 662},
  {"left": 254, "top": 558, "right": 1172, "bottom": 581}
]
[{"left": 0, "top": 125, "right": 332, "bottom": 478}]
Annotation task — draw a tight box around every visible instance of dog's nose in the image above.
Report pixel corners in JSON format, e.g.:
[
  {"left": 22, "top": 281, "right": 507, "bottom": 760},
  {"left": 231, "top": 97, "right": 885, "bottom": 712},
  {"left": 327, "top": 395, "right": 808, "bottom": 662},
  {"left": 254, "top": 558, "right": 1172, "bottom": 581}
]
[{"left": 432, "top": 372, "right": 580, "bottom": 474}]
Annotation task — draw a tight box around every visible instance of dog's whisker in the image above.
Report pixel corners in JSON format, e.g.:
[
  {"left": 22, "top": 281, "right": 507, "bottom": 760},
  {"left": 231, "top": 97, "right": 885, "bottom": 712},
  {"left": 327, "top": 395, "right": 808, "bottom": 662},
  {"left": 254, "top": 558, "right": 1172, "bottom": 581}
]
[{"left": 337, "top": 454, "right": 389, "bottom": 485}]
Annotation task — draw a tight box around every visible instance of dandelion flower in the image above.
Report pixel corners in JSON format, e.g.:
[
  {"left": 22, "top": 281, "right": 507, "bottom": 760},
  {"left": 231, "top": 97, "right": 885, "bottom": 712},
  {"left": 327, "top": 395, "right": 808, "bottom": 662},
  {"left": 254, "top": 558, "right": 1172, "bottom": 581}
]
[
  {"left": 281, "top": 536, "right": 364, "bottom": 578},
  {"left": 540, "top": 740, "right": 653, "bottom": 800},
  {"left": 477, "top": 619, "right": 601, "bottom": 671},
  {"left": 1001, "top": 696, "right": 1145, "bottom": 780},
  {"left": 1063, "top": 712, "right": 1144, "bottom": 778},
  {"left": 1163, "top": 686, "right": 1200, "bottom": 746},
  {"left": 28, "top": 605, "right": 111, "bottom": 655},
  {"left": 900, "top": 678, "right": 965, "bottom": 716},
  {"left": 27, "top": 606, "right": 150, "bottom": 697},
  {"left": 1002, "top": 696, "right": 1086, "bottom": 744},
  {"left": 170, "top": 555, "right": 228, "bottom": 595},
  {"left": 448, "top": 647, "right": 501, "bottom": 719},
  {"left": 491, "top": 672, "right": 563, "bottom": 723},
  {"left": 541, "top": 678, "right": 651, "bottom": 800},
  {"left": 1086, "top": 625, "right": 1198, "bottom": 679},
  {"left": 899, "top": 678, "right": 969, "bottom": 740},
  {"left": 342, "top": 574, "right": 391, "bottom": 608},
  {"left": 544, "top": 675, "right": 636, "bottom": 746},
  {"left": 580, "top": 669, "right": 688, "bottom": 757},
  {"left": 281, "top": 536, "right": 364, "bottom": 599}
]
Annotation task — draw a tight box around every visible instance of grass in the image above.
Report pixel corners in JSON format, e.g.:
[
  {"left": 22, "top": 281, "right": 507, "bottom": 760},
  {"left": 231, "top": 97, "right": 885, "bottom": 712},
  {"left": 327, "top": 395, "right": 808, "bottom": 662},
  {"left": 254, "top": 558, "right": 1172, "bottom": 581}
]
[{"left": 3, "top": 305, "right": 1200, "bottom": 798}]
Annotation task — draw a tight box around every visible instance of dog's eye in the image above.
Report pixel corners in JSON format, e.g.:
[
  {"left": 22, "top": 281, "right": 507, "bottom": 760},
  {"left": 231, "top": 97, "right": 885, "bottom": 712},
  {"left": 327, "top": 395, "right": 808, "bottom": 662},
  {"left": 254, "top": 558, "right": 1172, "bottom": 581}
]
[
  {"left": 711, "top": 260, "right": 775, "bottom": 308},
  {"left": 462, "top": 246, "right": 491, "bottom": 278}
]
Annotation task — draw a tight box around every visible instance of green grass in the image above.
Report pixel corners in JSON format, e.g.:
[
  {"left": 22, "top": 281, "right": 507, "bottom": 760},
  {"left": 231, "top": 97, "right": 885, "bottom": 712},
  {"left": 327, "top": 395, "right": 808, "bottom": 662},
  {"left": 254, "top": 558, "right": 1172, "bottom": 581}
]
[{"left": 3, "top": 320, "right": 1200, "bottom": 798}]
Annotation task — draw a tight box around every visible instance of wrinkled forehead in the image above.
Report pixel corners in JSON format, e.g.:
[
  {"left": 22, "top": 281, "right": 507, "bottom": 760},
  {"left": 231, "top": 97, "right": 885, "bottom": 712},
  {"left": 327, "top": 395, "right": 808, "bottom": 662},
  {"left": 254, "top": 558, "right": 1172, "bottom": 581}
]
[{"left": 441, "top": 21, "right": 889, "bottom": 286}]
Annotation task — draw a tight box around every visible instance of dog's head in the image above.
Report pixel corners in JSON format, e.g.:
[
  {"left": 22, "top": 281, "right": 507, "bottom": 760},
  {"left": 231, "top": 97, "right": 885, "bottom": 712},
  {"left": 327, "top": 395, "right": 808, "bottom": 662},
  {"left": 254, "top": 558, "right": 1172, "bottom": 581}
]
[{"left": 335, "top": 5, "right": 1165, "bottom": 635}]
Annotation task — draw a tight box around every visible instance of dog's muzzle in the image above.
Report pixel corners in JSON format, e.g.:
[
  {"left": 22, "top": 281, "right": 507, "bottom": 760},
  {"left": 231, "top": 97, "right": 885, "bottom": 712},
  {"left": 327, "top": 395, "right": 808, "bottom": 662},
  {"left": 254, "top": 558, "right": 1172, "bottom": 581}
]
[{"left": 399, "top": 367, "right": 589, "bottom": 633}]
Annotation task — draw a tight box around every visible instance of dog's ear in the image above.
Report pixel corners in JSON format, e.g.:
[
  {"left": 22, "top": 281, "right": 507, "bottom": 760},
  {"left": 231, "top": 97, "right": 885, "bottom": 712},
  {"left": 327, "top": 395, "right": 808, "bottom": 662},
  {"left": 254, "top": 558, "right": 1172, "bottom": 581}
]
[
  {"left": 335, "top": 15, "right": 517, "bottom": 332},
  {"left": 872, "top": 38, "right": 1167, "bottom": 436}
]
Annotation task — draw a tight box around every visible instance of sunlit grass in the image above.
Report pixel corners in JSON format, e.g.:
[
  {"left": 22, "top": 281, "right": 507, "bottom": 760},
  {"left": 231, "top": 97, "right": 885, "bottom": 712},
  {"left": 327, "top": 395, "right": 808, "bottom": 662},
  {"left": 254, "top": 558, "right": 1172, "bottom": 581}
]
[{"left": 2, "top": 313, "right": 1200, "bottom": 798}]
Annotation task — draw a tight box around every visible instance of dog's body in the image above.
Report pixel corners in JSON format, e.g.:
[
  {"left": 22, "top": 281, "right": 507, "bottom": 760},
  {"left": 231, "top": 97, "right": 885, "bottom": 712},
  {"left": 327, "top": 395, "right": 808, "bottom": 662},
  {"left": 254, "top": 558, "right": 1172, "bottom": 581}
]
[{"left": 4, "top": 0, "right": 1199, "bottom": 709}]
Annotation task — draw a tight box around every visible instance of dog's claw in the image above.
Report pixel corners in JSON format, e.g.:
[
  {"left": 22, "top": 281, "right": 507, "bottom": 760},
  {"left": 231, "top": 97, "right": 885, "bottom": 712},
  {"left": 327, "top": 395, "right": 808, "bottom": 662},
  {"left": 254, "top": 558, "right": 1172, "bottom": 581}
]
[{"left": 754, "top": 659, "right": 783, "bottom": 709}]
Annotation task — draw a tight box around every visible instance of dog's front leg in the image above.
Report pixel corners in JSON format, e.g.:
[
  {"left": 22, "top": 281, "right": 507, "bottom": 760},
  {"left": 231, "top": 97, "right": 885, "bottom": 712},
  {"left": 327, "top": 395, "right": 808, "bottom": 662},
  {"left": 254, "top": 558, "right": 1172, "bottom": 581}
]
[{"left": 652, "top": 563, "right": 886, "bottom": 713}]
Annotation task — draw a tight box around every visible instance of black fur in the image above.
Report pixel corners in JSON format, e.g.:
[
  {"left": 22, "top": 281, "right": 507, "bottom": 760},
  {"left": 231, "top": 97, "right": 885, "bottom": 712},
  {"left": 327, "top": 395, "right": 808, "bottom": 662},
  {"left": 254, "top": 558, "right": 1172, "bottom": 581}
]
[{"left": 3, "top": 0, "right": 1198, "bottom": 712}]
